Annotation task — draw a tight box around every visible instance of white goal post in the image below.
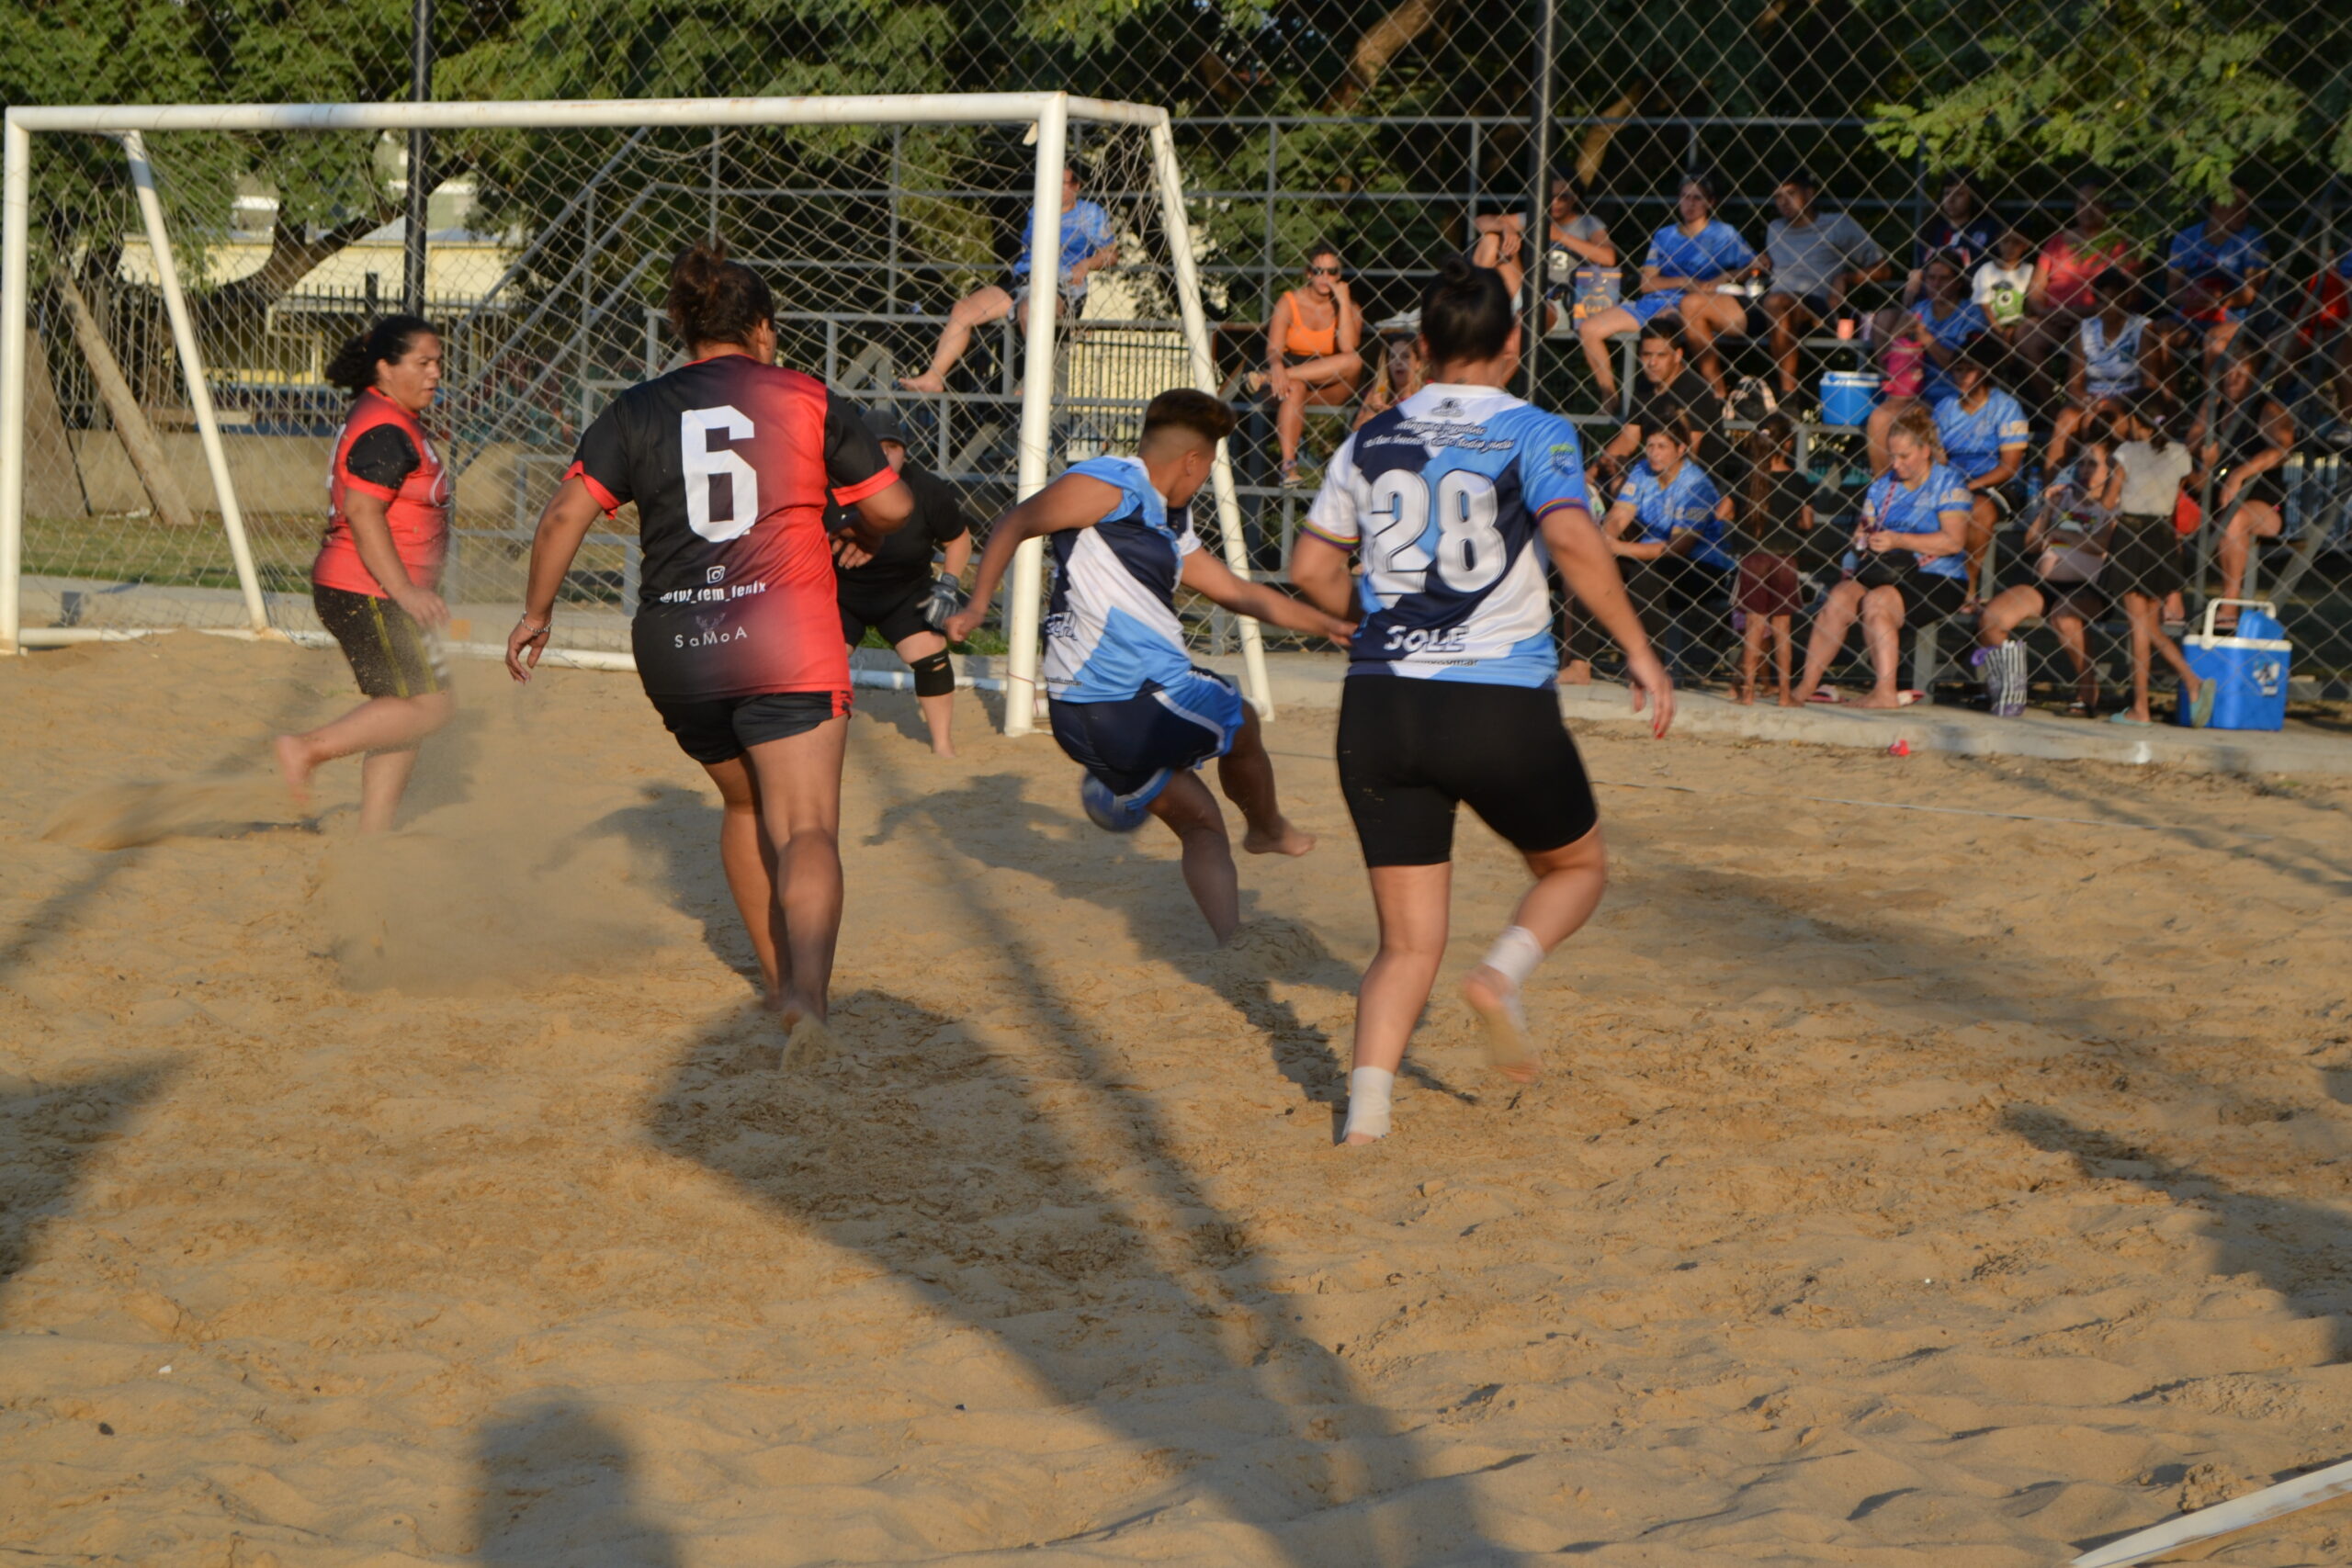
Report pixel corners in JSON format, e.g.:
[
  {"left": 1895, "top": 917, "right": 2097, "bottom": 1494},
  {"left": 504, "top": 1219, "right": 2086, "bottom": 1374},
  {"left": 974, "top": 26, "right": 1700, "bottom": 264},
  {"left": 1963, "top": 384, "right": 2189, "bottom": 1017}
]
[{"left": 0, "top": 93, "right": 1275, "bottom": 731}]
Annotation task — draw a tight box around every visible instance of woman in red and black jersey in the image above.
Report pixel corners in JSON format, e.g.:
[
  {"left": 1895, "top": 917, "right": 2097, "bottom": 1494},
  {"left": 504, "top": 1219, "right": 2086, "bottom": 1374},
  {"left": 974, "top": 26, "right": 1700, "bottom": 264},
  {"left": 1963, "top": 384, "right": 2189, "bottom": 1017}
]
[
  {"left": 274, "top": 314, "right": 456, "bottom": 833},
  {"left": 506, "top": 243, "right": 913, "bottom": 1041}
]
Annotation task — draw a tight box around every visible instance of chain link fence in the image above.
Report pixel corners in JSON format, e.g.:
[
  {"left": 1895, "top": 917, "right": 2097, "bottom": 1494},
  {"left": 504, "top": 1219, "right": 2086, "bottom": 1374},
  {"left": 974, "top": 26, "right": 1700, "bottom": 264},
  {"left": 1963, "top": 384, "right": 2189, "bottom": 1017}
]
[{"left": 5, "top": 0, "right": 2349, "bottom": 715}]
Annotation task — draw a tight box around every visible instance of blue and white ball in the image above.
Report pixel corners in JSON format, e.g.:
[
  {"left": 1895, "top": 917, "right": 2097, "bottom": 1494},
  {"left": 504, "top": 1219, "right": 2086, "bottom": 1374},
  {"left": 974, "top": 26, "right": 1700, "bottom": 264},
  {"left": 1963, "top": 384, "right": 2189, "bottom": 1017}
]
[{"left": 1080, "top": 774, "right": 1150, "bottom": 833}]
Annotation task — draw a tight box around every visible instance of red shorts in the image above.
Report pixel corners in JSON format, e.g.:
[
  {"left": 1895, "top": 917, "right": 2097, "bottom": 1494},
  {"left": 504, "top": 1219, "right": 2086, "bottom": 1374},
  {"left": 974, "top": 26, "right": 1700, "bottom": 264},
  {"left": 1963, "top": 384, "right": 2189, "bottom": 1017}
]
[{"left": 1736, "top": 552, "right": 1804, "bottom": 618}]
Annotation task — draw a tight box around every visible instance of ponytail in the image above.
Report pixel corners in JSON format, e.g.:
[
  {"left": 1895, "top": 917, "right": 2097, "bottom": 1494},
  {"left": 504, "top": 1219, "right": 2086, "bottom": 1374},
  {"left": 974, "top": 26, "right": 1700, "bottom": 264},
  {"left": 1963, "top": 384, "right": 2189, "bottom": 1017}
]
[
  {"left": 1744, "top": 410, "right": 1793, "bottom": 519},
  {"left": 2133, "top": 391, "right": 2175, "bottom": 454},
  {"left": 666, "top": 239, "right": 775, "bottom": 351},
  {"left": 324, "top": 313, "right": 436, "bottom": 398},
  {"left": 1419, "top": 254, "right": 1516, "bottom": 365}
]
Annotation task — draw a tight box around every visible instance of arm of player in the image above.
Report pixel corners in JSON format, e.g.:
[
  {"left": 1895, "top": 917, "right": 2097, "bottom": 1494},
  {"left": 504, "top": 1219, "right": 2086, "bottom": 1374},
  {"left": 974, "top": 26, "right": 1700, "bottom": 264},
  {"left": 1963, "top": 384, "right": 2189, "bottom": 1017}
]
[
  {"left": 1543, "top": 501, "right": 1674, "bottom": 739},
  {"left": 345, "top": 489, "right": 448, "bottom": 629},
  {"left": 506, "top": 473, "right": 605, "bottom": 682},
  {"left": 940, "top": 473, "right": 1123, "bottom": 644},
  {"left": 1178, "top": 547, "right": 1354, "bottom": 644},
  {"left": 941, "top": 528, "right": 974, "bottom": 581},
  {"left": 1287, "top": 532, "right": 1356, "bottom": 621},
  {"left": 842, "top": 477, "right": 916, "bottom": 554}
]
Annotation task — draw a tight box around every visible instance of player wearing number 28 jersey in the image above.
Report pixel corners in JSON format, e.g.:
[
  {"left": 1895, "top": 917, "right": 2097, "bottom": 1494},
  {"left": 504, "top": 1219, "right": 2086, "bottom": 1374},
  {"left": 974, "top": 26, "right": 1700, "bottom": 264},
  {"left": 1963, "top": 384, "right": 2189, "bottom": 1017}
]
[
  {"left": 1291, "top": 256, "right": 1673, "bottom": 1146},
  {"left": 1304, "top": 382, "right": 1591, "bottom": 685},
  {"left": 509, "top": 243, "right": 913, "bottom": 1037}
]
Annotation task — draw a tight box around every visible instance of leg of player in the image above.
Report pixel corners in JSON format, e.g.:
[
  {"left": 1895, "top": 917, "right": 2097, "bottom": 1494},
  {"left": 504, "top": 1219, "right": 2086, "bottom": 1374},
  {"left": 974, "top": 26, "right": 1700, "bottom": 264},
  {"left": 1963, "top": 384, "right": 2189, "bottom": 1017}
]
[
  {"left": 1344, "top": 862, "right": 1453, "bottom": 1145},
  {"left": 895, "top": 630, "right": 958, "bottom": 757},
  {"left": 274, "top": 690, "right": 454, "bottom": 832},
  {"left": 899, "top": 285, "right": 1013, "bottom": 394},
  {"left": 699, "top": 754, "right": 786, "bottom": 1007},
  {"left": 741, "top": 714, "right": 851, "bottom": 1031},
  {"left": 1146, "top": 769, "right": 1241, "bottom": 945},
  {"left": 1462, "top": 825, "right": 1609, "bottom": 1084},
  {"left": 1216, "top": 706, "right": 1313, "bottom": 858}
]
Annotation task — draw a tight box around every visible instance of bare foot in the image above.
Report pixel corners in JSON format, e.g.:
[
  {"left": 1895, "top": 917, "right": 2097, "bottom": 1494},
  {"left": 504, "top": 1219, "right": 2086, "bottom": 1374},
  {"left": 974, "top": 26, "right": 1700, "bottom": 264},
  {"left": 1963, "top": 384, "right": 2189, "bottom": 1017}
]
[
  {"left": 1242, "top": 818, "right": 1315, "bottom": 856},
  {"left": 1776, "top": 693, "right": 1800, "bottom": 707},
  {"left": 1464, "top": 964, "right": 1539, "bottom": 1083},
  {"left": 779, "top": 1011, "right": 835, "bottom": 1071},
  {"left": 898, "top": 373, "right": 945, "bottom": 394},
  {"left": 1558, "top": 660, "right": 1594, "bottom": 686},
  {"left": 930, "top": 742, "right": 957, "bottom": 759},
  {"left": 1851, "top": 691, "right": 1905, "bottom": 709},
  {"left": 272, "top": 734, "right": 314, "bottom": 810},
  {"left": 1732, "top": 682, "right": 1754, "bottom": 706}
]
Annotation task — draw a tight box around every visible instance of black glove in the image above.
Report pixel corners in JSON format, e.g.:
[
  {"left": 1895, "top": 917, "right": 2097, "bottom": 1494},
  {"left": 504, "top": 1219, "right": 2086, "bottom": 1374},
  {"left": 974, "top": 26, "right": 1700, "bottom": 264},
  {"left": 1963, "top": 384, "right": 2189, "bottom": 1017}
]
[{"left": 923, "top": 572, "right": 967, "bottom": 634}]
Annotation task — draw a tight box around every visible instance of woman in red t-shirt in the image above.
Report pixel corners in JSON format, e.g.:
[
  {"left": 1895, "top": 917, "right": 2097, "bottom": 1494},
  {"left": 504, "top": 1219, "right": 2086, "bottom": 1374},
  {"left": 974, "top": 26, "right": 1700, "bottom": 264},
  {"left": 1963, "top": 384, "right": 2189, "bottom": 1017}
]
[{"left": 273, "top": 315, "right": 455, "bottom": 832}]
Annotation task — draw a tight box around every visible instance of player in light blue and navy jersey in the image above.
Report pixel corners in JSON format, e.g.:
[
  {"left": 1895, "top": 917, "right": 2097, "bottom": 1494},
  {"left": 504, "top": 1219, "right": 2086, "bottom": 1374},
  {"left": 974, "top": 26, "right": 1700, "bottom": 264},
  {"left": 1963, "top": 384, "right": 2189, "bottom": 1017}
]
[
  {"left": 1930, "top": 345, "right": 2033, "bottom": 599},
  {"left": 944, "top": 389, "right": 1351, "bottom": 945},
  {"left": 1293, "top": 256, "right": 1673, "bottom": 1145},
  {"left": 1574, "top": 172, "right": 1757, "bottom": 406},
  {"left": 1792, "top": 401, "right": 1973, "bottom": 710}
]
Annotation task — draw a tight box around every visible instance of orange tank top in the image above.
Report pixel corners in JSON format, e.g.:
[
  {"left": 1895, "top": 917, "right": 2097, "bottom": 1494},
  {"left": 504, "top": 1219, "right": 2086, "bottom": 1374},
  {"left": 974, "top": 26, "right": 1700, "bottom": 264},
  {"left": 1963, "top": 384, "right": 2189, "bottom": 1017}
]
[{"left": 1281, "top": 289, "right": 1340, "bottom": 358}]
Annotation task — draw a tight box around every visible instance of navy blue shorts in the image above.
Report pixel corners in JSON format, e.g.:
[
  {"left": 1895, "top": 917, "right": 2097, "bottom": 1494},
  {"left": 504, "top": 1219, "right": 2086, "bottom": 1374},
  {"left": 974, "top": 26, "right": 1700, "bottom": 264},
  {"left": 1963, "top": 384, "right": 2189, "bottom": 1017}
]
[{"left": 1047, "top": 669, "right": 1247, "bottom": 812}]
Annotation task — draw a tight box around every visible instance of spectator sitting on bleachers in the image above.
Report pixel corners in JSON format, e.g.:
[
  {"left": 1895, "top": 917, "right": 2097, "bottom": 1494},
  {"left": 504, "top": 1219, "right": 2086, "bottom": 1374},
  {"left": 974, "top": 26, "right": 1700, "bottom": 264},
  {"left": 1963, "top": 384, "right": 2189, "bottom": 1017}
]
[
  {"left": 1351, "top": 331, "right": 1424, "bottom": 430},
  {"left": 2046, "top": 265, "right": 2155, "bottom": 471},
  {"left": 1792, "top": 402, "right": 1973, "bottom": 709},
  {"left": 1472, "top": 173, "right": 1617, "bottom": 335},
  {"left": 2188, "top": 348, "right": 2296, "bottom": 626},
  {"left": 1596, "top": 416, "right": 1736, "bottom": 678},
  {"left": 1758, "top": 168, "right": 1889, "bottom": 408},
  {"left": 2021, "top": 175, "right": 2133, "bottom": 400},
  {"left": 1577, "top": 173, "right": 1755, "bottom": 406},
  {"left": 1930, "top": 344, "right": 2031, "bottom": 605},
  {"left": 1905, "top": 173, "right": 2000, "bottom": 307},
  {"left": 1866, "top": 250, "right": 1986, "bottom": 472},
  {"left": 2161, "top": 181, "right": 2271, "bottom": 372},
  {"left": 1590, "top": 321, "right": 1729, "bottom": 493},
  {"left": 899, "top": 161, "right": 1117, "bottom": 394},
  {"left": 1730, "top": 412, "right": 1816, "bottom": 706},
  {"left": 1975, "top": 422, "right": 2117, "bottom": 718},
  {"left": 1973, "top": 226, "right": 2037, "bottom": 354},
  {"left": 1261, "top": 243, "right": 1365, "bottom": 485}
]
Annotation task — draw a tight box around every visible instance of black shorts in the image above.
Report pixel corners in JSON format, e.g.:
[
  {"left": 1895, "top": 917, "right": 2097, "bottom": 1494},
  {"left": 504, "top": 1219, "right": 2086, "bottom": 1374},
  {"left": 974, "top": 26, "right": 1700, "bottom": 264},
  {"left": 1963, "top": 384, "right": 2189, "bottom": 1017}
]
[
  {"left": 648, "top": 689, "right": 852, "bottom": 765},
  {"left": 1336, "top": 677, "right": 1600, "bottom": 868},
  {"left": 313, "top": 582, "right": 446, "bottom": 700},
  {"left": 838, "top": 574, "right": 933, "bottom": 648}
]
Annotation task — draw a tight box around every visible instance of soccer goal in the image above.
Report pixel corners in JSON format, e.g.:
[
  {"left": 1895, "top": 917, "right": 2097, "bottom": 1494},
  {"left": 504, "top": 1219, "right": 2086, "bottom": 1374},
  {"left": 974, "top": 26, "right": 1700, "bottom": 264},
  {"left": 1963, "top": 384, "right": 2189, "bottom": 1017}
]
[{"left": 0, "top": 93, "right": 1274, "bottom": 731}]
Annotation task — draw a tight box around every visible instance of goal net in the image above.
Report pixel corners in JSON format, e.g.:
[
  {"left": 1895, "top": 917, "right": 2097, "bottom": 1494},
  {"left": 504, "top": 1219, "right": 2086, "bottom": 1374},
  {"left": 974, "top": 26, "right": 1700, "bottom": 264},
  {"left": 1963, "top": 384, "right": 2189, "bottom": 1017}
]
[{"left": 0, "top": 95, "right": 1272, "bottom": 731}]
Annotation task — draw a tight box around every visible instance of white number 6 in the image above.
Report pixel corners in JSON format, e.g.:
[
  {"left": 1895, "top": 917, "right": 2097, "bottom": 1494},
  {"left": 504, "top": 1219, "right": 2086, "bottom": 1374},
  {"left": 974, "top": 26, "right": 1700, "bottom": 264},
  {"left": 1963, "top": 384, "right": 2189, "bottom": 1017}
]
[{"left": 682, "top": 405, "right": 758, "bottom": 542}]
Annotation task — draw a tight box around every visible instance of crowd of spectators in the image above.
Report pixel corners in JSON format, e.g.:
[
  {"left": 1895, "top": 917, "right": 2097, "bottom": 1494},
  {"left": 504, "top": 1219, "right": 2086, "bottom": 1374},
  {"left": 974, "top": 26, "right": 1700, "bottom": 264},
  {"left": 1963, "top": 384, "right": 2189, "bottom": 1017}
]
[{"left": 886, "top": 156, "right": 2344, "bottom": 721}]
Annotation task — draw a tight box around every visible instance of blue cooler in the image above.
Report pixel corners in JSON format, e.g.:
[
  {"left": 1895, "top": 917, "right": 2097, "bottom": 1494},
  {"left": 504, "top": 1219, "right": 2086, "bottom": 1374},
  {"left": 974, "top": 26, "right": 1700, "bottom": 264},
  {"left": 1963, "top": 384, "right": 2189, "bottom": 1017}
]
[
  {"left": 1819, "top": 370, "right": 1879, "bottom": 429},
  {"left": 2180, "top": 599, "right": 2290, "bottom": 731}
]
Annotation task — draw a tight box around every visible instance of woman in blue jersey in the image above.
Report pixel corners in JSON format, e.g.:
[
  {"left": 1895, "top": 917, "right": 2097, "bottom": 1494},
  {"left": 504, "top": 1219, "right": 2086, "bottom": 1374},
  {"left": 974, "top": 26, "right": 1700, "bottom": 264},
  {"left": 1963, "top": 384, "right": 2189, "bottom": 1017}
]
[
  {"left": 944, "top": 390, "right": 1351, "bottom": 945},
  {"left": 1598, "top": 419, "right": 1736, "bottom": 676},
  {"left": 1792, "top": 402, "right": 1972, "bottom": 709},
  {"left": 1291, "top": 256, "right": 1675, "bottom": 1145},
  {"left": 1577, "top": 173, "right": 1756, "bottom": 405}
]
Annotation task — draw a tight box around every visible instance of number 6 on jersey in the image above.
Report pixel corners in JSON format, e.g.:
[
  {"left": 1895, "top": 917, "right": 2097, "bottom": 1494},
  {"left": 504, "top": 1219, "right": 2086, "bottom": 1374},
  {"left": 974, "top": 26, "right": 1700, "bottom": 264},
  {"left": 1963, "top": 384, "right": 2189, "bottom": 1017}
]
[{"left": 682, "top": 405, "right": 758, "bottom": 541}]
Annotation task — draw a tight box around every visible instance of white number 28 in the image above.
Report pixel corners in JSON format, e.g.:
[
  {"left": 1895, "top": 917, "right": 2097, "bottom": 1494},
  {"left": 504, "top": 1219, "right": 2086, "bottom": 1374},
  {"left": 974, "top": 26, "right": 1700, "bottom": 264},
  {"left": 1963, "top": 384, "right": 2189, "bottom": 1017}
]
[
  {"left": 1363, "top": 468, "right": 1504, "bottom": 593},
  {"left": 681, "top": 405, "right": 758, "bottom": 542}
]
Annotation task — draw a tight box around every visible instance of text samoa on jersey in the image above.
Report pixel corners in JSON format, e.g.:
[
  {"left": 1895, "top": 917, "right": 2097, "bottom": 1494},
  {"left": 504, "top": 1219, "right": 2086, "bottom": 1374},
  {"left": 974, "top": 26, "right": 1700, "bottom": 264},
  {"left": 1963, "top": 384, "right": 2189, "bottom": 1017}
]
[{"left": 673, "top": 626, "right": 752, "bottom": 649}]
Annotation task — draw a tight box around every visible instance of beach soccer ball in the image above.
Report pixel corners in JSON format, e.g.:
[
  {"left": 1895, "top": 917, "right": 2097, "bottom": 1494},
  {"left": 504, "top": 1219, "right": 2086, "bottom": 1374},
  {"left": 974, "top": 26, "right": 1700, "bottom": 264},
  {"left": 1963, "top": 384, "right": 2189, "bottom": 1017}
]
[{"left": 1080, "top": 774, "right": 1150, "bottom": 833}]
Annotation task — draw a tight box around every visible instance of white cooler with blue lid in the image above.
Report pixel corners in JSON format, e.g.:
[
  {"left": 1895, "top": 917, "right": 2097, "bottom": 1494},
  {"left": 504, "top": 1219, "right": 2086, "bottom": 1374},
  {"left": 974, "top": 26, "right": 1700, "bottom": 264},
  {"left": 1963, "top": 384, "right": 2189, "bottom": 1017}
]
[{"left": 2180, "top": 599, "right": 2291, "bottom": 731}]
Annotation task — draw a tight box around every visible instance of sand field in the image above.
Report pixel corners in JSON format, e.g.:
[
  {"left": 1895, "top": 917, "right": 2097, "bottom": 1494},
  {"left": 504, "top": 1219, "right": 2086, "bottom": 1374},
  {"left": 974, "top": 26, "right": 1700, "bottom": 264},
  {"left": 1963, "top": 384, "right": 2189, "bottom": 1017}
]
[{"left": 4, "top": 632, "right": 2352, "bottom": 1566}]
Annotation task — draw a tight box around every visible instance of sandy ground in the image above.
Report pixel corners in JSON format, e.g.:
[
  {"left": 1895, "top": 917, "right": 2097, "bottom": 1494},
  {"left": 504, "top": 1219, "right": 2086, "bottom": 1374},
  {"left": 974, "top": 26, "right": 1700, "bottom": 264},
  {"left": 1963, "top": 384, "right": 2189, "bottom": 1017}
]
[{"left": 4, "top": 632, "right": 2352, "bottom": 1568}]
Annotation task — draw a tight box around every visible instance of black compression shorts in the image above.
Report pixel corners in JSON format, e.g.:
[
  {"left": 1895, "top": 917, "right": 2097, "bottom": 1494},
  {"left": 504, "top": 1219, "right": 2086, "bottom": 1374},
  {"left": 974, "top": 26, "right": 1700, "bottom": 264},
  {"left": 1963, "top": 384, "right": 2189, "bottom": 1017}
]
[
  {"left": 648, "top": 689, "right": 852, "bottom": 765},
  {"left": 313, "top": 581, "right": 446, "bottom": 700},
  {"left": 1336, "top": 677, "right": 1600, "bottom": 868},
  {"left": 837, "top": 575, "right": 934, "bottom": 649}
]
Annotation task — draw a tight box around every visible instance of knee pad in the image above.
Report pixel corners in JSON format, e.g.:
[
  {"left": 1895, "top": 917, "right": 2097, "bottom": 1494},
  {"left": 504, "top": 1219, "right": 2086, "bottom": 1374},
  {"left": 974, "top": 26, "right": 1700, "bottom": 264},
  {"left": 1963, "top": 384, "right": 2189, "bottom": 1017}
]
[{"left": 910, "top": 649, "right": 956, "bottom": 698}]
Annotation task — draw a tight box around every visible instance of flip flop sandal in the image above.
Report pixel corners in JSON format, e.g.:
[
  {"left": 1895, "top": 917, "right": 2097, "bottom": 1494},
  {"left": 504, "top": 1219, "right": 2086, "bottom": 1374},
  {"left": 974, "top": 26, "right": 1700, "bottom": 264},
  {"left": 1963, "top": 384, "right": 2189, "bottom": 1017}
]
[
  {"left": 1896, "top": 690, "right": 1928, "bottom": 706},
  {"left": 1805, "top": 689, "right": 1846, "bottom": 705},
  {"left": 2107, "top": 712, "right": 2154, "bottom": 726},
  {"left": 2190, "top": 682, "right": 2217, "bottom": 728}
]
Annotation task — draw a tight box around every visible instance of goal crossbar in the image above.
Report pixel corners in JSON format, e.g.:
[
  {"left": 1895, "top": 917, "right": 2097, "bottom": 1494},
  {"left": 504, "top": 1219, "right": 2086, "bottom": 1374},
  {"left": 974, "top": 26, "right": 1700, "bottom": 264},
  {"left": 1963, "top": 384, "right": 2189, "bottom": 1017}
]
[{"left": 0, "top": 93, "right": 1275, "bottom": 730}]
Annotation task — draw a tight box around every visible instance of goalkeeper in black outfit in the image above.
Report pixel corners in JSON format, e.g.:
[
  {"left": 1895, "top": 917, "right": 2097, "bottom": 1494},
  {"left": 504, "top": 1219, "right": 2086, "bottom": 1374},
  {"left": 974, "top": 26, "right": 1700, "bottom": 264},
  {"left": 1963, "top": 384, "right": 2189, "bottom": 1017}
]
[{"left": 830, "top": 411, "right": 974, "bottom": 755}]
